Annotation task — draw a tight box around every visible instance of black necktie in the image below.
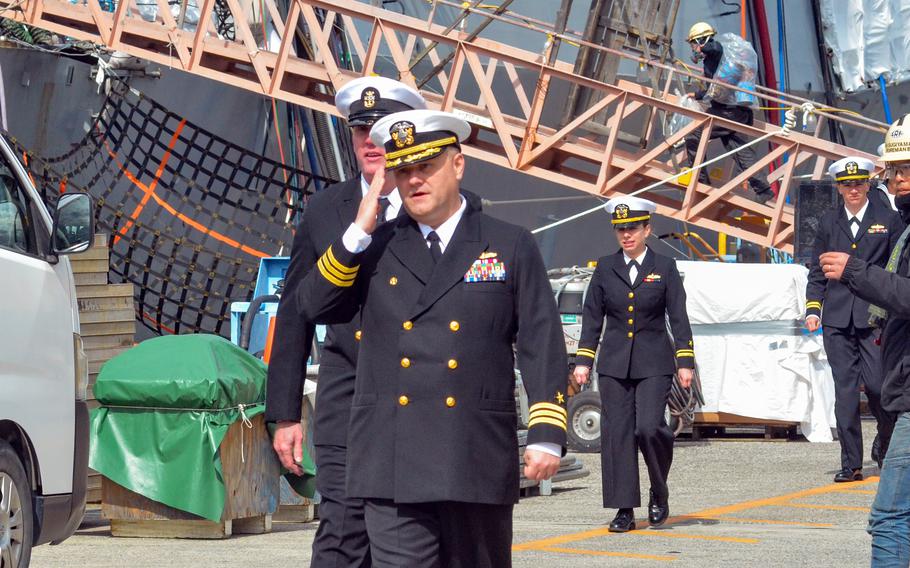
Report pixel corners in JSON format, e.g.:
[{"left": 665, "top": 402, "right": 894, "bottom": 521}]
[
  {"left": 628, "top": 259, "right": 639, "bottom": 283},
  {"left": 378, "top": 197, "right": 391, "bottom": 222},
  {"left": 427, "top": 231, "right": 442, "bottom": 263},
  {"left": 850, "top": 216, "right": 860, "bottom": 237}
]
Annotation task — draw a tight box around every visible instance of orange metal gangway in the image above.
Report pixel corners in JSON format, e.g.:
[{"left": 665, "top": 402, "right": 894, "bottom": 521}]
[{"left": 0, "top": 0, "right": 889, "bottom": 252}]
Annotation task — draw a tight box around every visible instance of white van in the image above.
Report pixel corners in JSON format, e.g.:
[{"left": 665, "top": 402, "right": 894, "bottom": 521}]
[{"left": 0, "top": 133, "right": 94, "bottom": 567}]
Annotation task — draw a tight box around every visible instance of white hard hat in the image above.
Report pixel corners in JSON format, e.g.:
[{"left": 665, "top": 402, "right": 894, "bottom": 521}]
[{"left": 882, "top": 114, "right": 910, "bottom": 163}]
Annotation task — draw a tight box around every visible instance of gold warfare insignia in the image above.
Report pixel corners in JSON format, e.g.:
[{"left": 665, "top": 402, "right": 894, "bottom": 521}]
[
  {"left": 390, "top": 121, "right": 415, "bottom": 149},
  {"left": 846, "top": 161, "right": 858, "bottom": 175},
  {"left": 615, "top": 203, "right": 630, "bottom": 219},
  {"left": 362, "top": 88, "right": 377, "bottom": 109},
  {"left": 480, "top": 251, "right": 498, "bottom": 259}
]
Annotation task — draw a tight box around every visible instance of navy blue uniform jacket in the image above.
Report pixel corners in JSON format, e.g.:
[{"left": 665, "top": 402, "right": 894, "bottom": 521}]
[
  {"left": 296, "top": 201, "right": 568, "bottom": 505},
  {"left": 575, "top": 249, "right": 694, "bottom": 378},
  {"left": 805, "top": 196, "right": 904, "bottom": 328}
]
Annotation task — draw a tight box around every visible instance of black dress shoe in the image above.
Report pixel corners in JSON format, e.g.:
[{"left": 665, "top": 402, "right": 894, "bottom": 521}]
[
  {"left": 648, "top": 492, "right": 670, "bottom": 526},
  {"left": 608, "top": 508, "right": 636, "bottom": 533},
  {"left": 834, "top": 468, "right": 863, "bottom": 482},
  {"left": 872, "top": 434, "right": 883, "bottom": 469}
]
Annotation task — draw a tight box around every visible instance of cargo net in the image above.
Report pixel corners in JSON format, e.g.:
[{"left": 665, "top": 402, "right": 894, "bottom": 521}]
[{"left": 14, "top": 87, "right": 335, "bottom": 336}]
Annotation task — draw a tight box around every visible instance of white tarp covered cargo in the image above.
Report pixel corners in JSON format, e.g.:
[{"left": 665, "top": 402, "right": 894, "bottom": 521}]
[{"left": 678, "top": 261, "right": 836, "bottom": 442}]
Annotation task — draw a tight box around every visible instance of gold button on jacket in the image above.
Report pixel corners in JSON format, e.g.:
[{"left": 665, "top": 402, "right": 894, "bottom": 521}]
[
  {"left": 449, "top": 321, "right": 460, "bottom": 332},
  {"left": 628, "top": 305, "right": 634, "bottom": 312},
  {"left": 354, "top": 330, "right": 362, "bottom": 341},
  {"left": 627, "top": 331, "right": 634, "bottom": 338},
  {"left": 628, "top": 292, "right": 634, "bottom": 299},
  {"left": 398, "top": 395, "right": 409, "bottom": 406},
  {"left": 447, "top": 359, "right": 458, "bottom": 369},
  {"left": 402, "top": 320, "right": 413, "bottom": 330},
  {"left": 445, "top": 396, "right": 456, "bottom": 407},
  {"left": 389, "top": 276, "right": 398, "bottom": 285},
  {"left": 400, "top": 357, "right": 411, "bottom": 368}
]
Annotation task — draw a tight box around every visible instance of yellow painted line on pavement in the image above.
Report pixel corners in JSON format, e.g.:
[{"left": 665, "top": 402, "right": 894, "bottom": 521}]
[
  {"left": 692, "top": 516, "right": 834, "bottom": 528},
  {"left": 776, "top": 503, "right": 870, "bottom": 512},
  {"left": 832, "top": 488, "right": 877, "bottom": 495},
  {"left": 513, "top": 477, "right": 879, "bottom": 552},
  {"left": 628, "top": 530, "right": 758, "bottom": 544},
  {"left": 537, "top": 546, "right": 676, "bottom": 562}
]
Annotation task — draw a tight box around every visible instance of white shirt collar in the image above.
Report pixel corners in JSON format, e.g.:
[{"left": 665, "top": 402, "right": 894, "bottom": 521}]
[
  {"left": 360, "top": 175, "right": 401, "bottom": 220},
  {"left": 418, "top": 196, "right": 467, "bottom": 252},
  {"left": 623, "top": 248, "right": 648, "bottom": 266},
  {"left": 845, "top": 199, "right": 869, "bottom": 223}
]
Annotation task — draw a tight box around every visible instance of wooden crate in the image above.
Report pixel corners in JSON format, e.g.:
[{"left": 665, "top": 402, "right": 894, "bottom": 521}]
[
  {"left": 273, "top": 478, "right": 316, "bottom": 523},
  {"left": 101, "top": 414, "right": 280, "bottom": 538}
]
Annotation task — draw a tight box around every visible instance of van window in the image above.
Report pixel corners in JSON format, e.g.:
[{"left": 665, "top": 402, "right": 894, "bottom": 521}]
[{"left": 0, "top": 161, "right": 37, "bottom": 254}]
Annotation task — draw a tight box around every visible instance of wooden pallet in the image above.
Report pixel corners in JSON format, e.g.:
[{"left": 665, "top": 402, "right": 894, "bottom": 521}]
[
  {"left": 101, "top": 415, "right": 279, "bottom": 538},
  {"left": 691, "top": 412, "right": 799, "bottom": 441},
  {"left": 75, "top": 234, "right": 137, "bottom": 503}
]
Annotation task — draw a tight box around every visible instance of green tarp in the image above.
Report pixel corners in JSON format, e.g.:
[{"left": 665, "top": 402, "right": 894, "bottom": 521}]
[{"left": 89, "top": 334, "right": 270, "bottom": 522}]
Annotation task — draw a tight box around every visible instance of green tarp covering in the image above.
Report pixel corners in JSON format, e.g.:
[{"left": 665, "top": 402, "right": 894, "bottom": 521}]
[{"left": 89, "top": 334, "right": 269, "bottom": 522}]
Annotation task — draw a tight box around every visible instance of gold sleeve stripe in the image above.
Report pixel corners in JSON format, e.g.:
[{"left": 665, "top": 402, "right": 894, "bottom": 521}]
[
  {"left": 325, "top": 246, "right": 358, "bottom": 275},
  {"left": 317, "top": 257, "right": 356, "bottom": 287},
  {"left": 676, "top": 350, "right": 695, "bottom": 357},
  {"left": 576, "top": 348, "right": 597, "bottom": 358},
  {"left": 528, "top": 416, "right": 568, "bottom": 431},
  {"left": 529, "top": 402, "right": 567, "bottom": 418},
  {"left": 318, "top": 256, "right": 357, "bottom": 283},
  {"left": 806, "top": 301, "right": 822, "bottom": 309},
  {"left": 529, "top": 409, "right": 567, "bottom": 423}
]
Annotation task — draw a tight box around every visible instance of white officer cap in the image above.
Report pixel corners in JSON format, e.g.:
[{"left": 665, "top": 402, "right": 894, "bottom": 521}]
[
  {"left": 827, "top": 156, "right": 875, "bottom": 182},
  {"left": 370, "top": 109, "right": 472, "bottom": 170},
  {"left": 604, "top": 196, "right": 657, "bottom": 228},
  {"left": 334, "top": 76, "right": 426, "bottom": 126}
]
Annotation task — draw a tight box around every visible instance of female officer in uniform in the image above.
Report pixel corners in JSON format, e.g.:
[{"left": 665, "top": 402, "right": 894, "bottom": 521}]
[{"left": 573, "top": 196, "right": 695, "bottom": 533}]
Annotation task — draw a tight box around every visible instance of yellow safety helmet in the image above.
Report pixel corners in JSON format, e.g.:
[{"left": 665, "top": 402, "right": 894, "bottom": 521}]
[
  {"left": 882, "top": 114, "right": 910, "bottom": 162},
  {"left": 687, "top": 22, "right": 716, "bottom": 43}
]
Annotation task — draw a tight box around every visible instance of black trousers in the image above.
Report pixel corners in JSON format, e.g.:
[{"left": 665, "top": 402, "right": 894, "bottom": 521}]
[
  {"left": 684, "top": 104, "right": 771, "bottom": 193},
  {"left": 823, "top": 324, "right": 895, "bottom": 469},
  {"left": 363, "top": 499, "right": 513, "bottom": 568},
  {"left": 311, "top": 444, "right": 371, "bottom": 568},
  {"left": 600, "top": 374, "right": 674, "bottom": 509}
]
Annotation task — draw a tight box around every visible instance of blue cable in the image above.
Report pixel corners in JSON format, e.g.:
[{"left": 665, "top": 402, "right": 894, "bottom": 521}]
[{"left": 880, "top": 75, "right": 893, "bottom": 124}]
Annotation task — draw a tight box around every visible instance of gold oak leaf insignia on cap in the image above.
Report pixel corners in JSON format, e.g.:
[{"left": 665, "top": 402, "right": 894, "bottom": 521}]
[
  {"left": 362, "top": 88, "right": 377, "bottom": 109},
  {"left": 846, "top": 161, "right": 858, "bottom": 175},
  {"left": 616, "top": 203, "right": 630, "bottom": 219},
  {"left": 391, "top": 121, "right": 415, "bottom": 149}
]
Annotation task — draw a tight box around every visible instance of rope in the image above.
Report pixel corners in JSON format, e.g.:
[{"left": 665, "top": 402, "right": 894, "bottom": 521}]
[
  {"left": 530, "top": 105, "right": 806, "bottom": 236},
  {"left": 100, "top": 402, "right": 261, "bottom": 463}
]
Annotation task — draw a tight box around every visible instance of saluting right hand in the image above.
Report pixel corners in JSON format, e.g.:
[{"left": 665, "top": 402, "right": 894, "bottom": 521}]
[
  {"left": 573, "top": 365, "right": 590, "bottom": 385},
  {"left": 353, "top": 166, "right": 386, "bottom": 235}
]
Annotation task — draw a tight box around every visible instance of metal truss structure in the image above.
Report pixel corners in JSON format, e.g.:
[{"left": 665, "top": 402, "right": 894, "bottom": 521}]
[{"left": 0, "top": 0, "right": 890, "bottom": 252}]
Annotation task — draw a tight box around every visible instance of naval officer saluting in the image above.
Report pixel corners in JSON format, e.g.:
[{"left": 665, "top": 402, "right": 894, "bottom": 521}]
[
  {"left": 266, "top": 76, "right": 425, "bottom": 567},
  {"left": 573, "top": 196, "right": 695, "bottom": 533},
  {"left": 295, "top": 109, "right": 568, "bottom": 567}
]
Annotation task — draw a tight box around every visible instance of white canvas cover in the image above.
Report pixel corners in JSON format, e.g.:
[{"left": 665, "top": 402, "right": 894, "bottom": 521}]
[{"left": 678, "top": 261, "right": 836, "bottom": 442}]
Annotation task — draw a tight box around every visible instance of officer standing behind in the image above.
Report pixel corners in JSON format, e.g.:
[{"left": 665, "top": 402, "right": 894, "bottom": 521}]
[
  {"left": 573, "top": 196, "right": 694, "bottom": 533},
  {"left": 265, "top": 76, "right": 425, "bottom": 567},
  {"left": 804, "top": 157, "right": 902, "bottom": 482},
  {"left": 819, "top": 115, "right": 910, "bottom": 565},
  {"left": 684, "top": 22, "right": 774, "bottom": 204},
  {"left": 296, "top": 109, "right": 567, "bottom": 567}
]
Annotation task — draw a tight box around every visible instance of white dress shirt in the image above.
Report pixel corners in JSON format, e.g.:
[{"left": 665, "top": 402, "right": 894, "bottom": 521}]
[
  {"left": 844, "top": 200, "right": 868, "bottom": 238},
  {"left": 623, "top": 249, "right": 648, "bottom": 283}
]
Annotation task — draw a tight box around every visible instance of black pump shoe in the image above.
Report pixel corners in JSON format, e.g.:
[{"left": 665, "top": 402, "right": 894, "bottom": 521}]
[
  {"left": 609, "top": 508, "right": 636, "bottom": 533},
  {"left": 648, "top": 491, "right": 670, "bottom": 526},
  {"left": 834, "top": 468, "right": 863, "bottom": 483}
]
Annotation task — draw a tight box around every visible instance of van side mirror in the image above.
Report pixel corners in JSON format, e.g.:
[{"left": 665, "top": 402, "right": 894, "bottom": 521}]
[{"left": 52, "top": 193, "right": 94, "bottom": 255}]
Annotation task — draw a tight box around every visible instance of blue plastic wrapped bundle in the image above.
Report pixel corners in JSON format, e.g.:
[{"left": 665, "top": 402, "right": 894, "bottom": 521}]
[{"left": 707, "top": 33, "right": 758, "bottom": 107}]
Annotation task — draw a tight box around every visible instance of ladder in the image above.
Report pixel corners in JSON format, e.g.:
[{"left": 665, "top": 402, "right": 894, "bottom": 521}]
[{"left": 1, "top": 0, "right": 888, "bottom": 252}]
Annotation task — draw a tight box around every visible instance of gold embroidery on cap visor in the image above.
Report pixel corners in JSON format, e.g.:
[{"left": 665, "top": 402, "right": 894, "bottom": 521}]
[
  {"left": 611, "top": 214, "right": 651, "bottom": 225},
  {"left": 385, "top": 136, "right": 458, "bottom": 169}
]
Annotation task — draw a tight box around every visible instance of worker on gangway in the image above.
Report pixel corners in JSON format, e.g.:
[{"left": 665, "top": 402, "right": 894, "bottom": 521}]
[{"left": 684, "top": 22, "right": 774, "bottom": 204}]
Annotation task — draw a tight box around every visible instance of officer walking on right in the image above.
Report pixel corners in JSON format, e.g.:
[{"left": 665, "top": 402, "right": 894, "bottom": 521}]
[
  {"left": 805, "top": 156, "right": 903, "bottom": 481},
  {"left": 573, "top": 196, "right": 695, "bottom": 533}
]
